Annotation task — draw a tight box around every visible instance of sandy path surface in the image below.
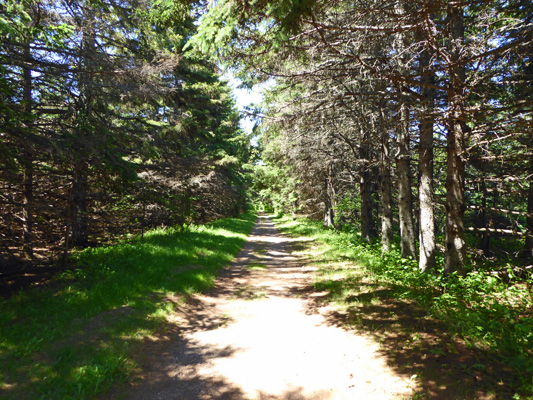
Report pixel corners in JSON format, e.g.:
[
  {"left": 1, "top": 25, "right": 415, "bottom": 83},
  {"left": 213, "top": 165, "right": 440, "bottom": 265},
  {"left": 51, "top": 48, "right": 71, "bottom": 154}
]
[{"left": 124, "top": 215, "right": 413, "bottom": 400}]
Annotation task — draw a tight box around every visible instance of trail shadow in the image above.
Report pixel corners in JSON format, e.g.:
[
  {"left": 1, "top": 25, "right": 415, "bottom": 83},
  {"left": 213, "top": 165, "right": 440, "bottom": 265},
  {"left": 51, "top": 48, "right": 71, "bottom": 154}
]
[
  {"left": 305, "top": 278, "right": 523, "bottom": 400},
  {"left": 102, "top": 324, "right": 247, "bottom": 400}
]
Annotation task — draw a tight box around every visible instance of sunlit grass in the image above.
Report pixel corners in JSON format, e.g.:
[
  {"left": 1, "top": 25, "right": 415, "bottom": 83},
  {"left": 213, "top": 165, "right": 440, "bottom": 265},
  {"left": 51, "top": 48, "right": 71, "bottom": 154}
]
[{"left": 0, "top": 212, "right": 256, "bottom": 399}]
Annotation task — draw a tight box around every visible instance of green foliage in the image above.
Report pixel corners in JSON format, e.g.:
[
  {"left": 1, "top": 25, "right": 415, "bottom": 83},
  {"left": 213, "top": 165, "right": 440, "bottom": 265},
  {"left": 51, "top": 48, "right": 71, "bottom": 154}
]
[
  {"left": 186, "top": 0, "right": 240, "bottom": 58},
  {"left": 0, "top": 213, "right": 256, "bottom": 399},
  {"left": 273, "top": 215, "right": 533, "bottom": 397},
  {"left": 189, "top": 0, "right": 319, "bottom": 59},
  {"left": 250, "top": 163, "right": 299, "bottom": 213},
  {"left": 333, "top": 190, "right": 361, "bottom": 231},
  {"left": 0, "top": 0, "right": 31, "bottom": 38},
  {"left": 147, "top": 0, "right": 191, "bottom": 27}
]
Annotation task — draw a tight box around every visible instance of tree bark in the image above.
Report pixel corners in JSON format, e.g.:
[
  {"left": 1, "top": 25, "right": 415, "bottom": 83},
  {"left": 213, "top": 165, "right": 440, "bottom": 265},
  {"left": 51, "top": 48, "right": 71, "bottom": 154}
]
[
  {"left": 479, "top": 173, "right": 491, "bottom": 256},
  {"left": 360, "top": 134, "right": 375, "bottom": 241},
  {"left": 69, "top": 7, "right": 96, "bottom": 248},
  {"left": 397, "top": 103, "right": 416, "bottom": 258},
  {"left": 380, "top": 124, "right": 393, "bottom": 251},
  {"left": 418, "top": 46, "right": 435, "bottom": 272},
  {"left": 21, "top": 41, "right": 33, "bottom": 259},
  {"left": 71, "top": 164, "right": 89, "bottom": 247},
  {"left": 394, "top": 0, "right": 416, "bottom": 258},
  {"left": 444, "top": 4, "right": 466, "bottom": 276},
  {"left": 524, "top": 179, "right": 533, "bottom": 260},
  {"left": 379, "top": 145, "right": 394, "bottom": 252},
  {"left": 360, "top": 167, "right": 374, "bottom": 241},
  {"left": 22, "top": 155, "right": 34, "bottom": 259},
  {"left": 323, "top": 163, "right": 337, "bottom": 227}
]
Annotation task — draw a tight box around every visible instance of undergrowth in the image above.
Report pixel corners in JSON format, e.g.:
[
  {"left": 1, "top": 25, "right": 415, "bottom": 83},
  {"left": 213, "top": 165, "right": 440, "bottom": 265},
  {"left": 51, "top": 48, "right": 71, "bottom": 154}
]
[
  {"left": 272, "top": 214, "right": 533, "bottom": 399},
  {"left": 0, "top": 212, "right": 256, "bottom": 399}
]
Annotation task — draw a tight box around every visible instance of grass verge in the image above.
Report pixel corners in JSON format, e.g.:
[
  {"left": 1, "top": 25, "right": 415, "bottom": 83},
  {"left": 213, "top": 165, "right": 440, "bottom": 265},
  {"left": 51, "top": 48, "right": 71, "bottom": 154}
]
[
  {"left": 0, "top": 212, "right": 256, "bottom": 400},
  {"left": 272, "top": 214, "right": 532, "bottom": 400}
]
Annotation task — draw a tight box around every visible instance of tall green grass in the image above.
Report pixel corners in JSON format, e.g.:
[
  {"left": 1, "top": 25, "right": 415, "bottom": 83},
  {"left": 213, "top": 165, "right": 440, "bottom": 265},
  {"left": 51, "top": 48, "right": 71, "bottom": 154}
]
[
  {"left": 0, "top": 212, "right": 256, "bottom": 399},
  {"left": 272, "top": 214, "right": 533, "bottom": 399}
]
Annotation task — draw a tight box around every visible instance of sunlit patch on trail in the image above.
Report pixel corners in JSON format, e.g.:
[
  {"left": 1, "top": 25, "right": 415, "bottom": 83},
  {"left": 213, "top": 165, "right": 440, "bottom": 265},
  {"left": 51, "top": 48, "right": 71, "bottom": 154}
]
[{"left": 248, "top": 235, "right": 313, "bottom": 244}]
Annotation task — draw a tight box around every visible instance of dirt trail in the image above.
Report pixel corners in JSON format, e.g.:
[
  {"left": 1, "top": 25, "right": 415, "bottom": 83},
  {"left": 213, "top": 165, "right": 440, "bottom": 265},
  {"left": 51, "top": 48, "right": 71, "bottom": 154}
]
[{"left": 122, "top": 215, "right": 414, "bottom": 400}]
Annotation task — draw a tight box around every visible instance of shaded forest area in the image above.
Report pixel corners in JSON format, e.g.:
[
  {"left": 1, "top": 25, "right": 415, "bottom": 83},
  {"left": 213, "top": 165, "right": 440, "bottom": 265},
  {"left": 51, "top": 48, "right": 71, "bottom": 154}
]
[
  {"left": 0, "top": 0, "right": 251, "bottom": 296},
  {"left": 193, "top": 0, "right": 533, "bottom": 279}
]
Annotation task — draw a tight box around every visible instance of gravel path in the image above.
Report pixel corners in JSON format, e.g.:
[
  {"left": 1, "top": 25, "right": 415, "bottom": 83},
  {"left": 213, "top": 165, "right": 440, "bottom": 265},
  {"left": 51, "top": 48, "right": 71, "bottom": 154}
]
[{"left": 122, "top": 215, "right": 413, "bottom": 400}]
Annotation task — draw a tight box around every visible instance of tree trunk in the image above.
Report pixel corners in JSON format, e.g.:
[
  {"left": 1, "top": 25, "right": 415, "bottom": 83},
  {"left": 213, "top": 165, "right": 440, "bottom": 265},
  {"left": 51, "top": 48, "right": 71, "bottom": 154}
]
[
  {"left": 22, "top": 155, "right": 33, "bottom": 259},
  {"left": 380, "top": 126, "right": 393, "bottom": 251},
  {"left": 71, "top": 165, "right": 89, "bottom": 247},
  {"left": 444, "top": 4, "right": 466, "bottom": 276},
  {"left": 69, "top": 9, "right": 96, "bottom": 248},
  {"left": 418, "top": 46, "right": 435, "bottom": 272},
  {"left": 397, "top": 103, "right": 416, "bottom": 258},
  {"left": 479, "top": 173, "right": 491, "bottom": 256},
  {"left": 360, "top": 168, "right": 374, "bottom": 241},
  {"left": 445, "top": 103, "right": 466, "bottom": 275},
  {"left": 21, "top": 41, "right": 33, "bottom": 259},
  {"left": 524, "top": 180, "right": 533, "bottom": 260},
  {"left": 323, "top": 165, "right": 335, "bottom": 227},
  {"left": 360, "top": 135, "right": 375, "bottom": 241}
]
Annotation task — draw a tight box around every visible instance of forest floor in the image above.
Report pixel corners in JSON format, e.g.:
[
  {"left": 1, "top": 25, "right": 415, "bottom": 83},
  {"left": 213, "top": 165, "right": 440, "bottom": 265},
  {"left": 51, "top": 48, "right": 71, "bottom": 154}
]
[
  {"left": 104, "top": 215, "right": 416, "bottom": 400},
  {"left": 0, "top": 257, "right": 67, "bottom": 299}
]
